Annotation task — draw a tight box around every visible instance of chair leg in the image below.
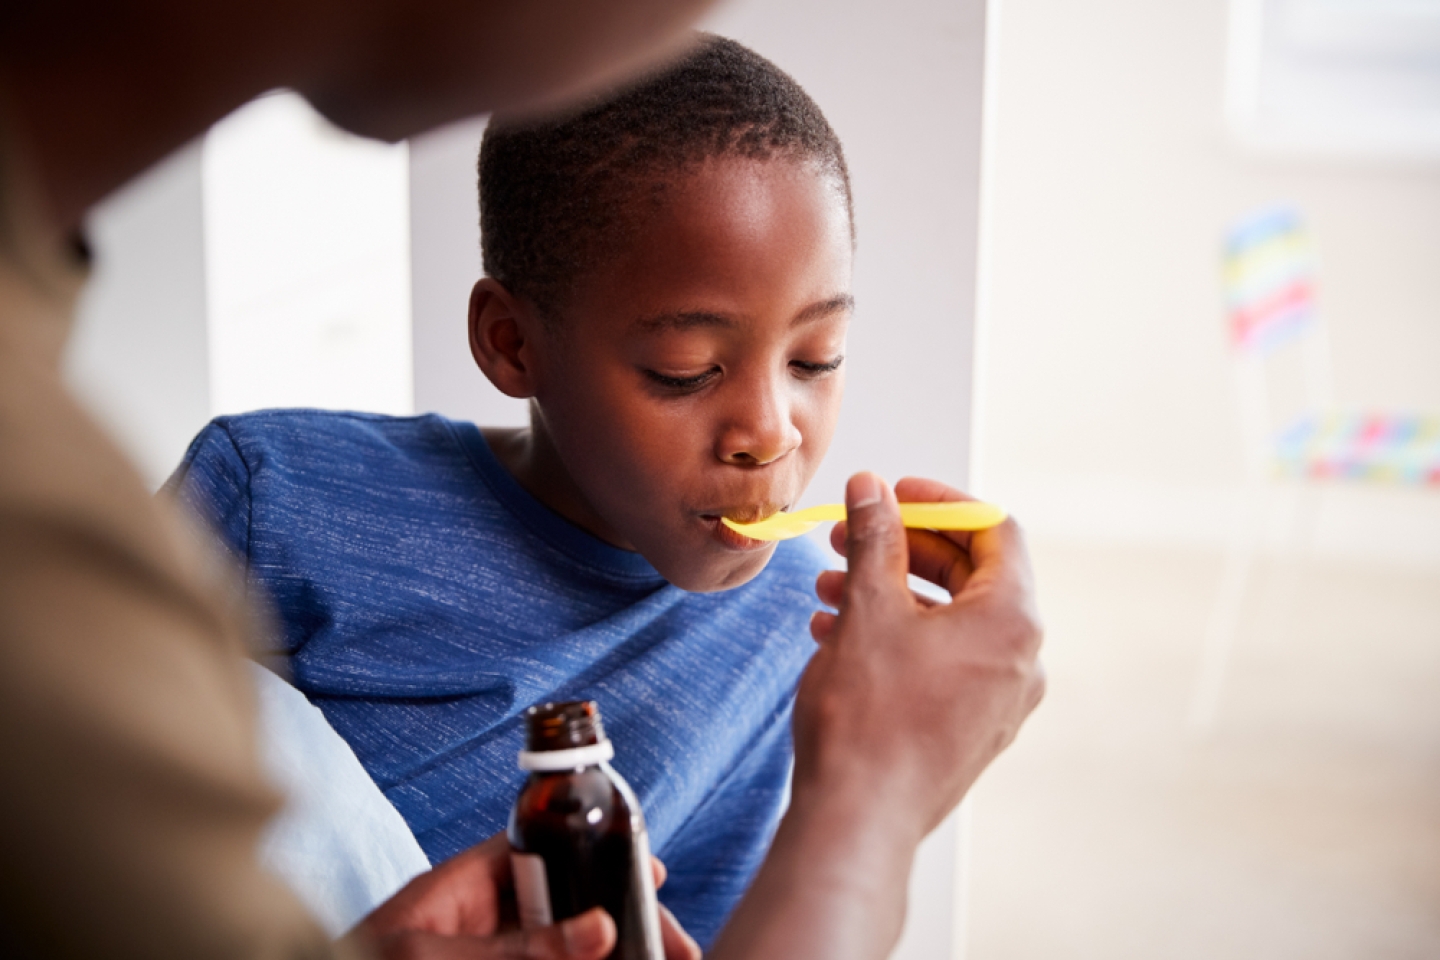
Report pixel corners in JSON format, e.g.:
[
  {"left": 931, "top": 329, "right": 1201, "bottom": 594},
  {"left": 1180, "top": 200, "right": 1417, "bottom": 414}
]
[
  {"left": 1263, "top": 482, "right": 1319, "bottom": 648},
  {"left": 1187, "top": 506, "right": 1262, "bottom": 736}
]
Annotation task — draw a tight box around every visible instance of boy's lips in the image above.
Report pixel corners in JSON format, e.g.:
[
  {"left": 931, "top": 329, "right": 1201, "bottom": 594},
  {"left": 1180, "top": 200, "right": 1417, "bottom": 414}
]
[
  {"left": 698, "top": 506, "right": 787, "bottom": 551},
  {"left": 700, "top": 516, "right": 773, "bottom": 551}
]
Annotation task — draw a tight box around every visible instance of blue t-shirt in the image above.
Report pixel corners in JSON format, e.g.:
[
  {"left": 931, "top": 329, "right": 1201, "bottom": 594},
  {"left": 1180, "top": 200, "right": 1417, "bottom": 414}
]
[{"left": 167, "top": 410, "right": 824, "bottom": 945}]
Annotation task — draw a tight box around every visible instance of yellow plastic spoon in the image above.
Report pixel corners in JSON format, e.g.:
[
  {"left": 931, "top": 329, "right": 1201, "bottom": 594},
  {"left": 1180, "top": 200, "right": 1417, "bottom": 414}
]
[{"left": 721, "top": 501, "right": 1007, "bottom": 542}]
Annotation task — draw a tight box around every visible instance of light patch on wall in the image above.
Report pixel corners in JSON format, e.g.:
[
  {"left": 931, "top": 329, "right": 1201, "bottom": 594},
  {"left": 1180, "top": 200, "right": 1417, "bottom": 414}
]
[
  {"left": 1227, "top": 0, "right": 1440, "bottom": 158},
  {"left": 204, "top": 92, "right": 413, "bottom": 416}
]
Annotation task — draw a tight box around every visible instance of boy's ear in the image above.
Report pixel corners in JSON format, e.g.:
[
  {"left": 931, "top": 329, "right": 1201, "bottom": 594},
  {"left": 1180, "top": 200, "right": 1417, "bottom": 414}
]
[{"left": 469, "top": 278, "right": 542, "bottom": 399}]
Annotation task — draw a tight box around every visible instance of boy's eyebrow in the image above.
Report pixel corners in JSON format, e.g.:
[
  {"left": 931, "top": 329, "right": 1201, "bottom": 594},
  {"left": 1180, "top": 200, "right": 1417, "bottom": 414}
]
[
  {"left": 632, "top": 294, "right": 854, "bottom": 334},
  {"left": 792, "top": 294, "right": 855, "bottom": 325},
  {"left": 633, "top": 310, "right": 736, "bottom": 333}
]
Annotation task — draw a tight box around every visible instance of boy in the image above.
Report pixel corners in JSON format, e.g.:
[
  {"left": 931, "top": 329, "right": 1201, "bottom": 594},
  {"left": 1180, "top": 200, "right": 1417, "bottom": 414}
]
[{"left": 169, "top": 35, "right": 854, "bottom": 947}]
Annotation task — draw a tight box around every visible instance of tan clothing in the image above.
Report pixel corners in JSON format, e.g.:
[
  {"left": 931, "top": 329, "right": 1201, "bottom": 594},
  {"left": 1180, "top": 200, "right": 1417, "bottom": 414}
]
[{"left": 0, "top": 111, "right": 361, "bottom": 957}]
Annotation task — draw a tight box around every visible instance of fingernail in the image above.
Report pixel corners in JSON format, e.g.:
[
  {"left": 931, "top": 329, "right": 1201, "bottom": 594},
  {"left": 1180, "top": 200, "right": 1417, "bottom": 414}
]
[
  {"left": 562, "top": 911, "right": 611, "bottom": 954},
  {"left": 849, "top": 472, "right": 883, "bottom": 509}
]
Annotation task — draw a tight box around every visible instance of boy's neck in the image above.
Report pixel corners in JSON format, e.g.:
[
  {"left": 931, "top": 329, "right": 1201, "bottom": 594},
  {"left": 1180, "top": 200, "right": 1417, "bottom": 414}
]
[{"left": 481, "top": 423, "right": 635, "bottom": 552}]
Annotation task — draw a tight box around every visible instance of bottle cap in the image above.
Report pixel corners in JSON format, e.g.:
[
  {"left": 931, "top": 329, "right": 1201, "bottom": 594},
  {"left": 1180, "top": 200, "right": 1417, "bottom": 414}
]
[{"left": 518, "top": 700, "right": 614, "bottom": 771}]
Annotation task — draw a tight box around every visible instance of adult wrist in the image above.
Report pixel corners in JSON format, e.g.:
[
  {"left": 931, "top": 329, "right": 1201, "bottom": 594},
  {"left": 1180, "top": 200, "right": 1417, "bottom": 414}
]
[
  {"left": 707, "top": 778, "right": 921, "bottom": 960},
  {"left": 784, "top": 774, "right": 928, "bottom": 877},
  {"left": 790, "top": 754, "right": 934, "bottom": 854}
]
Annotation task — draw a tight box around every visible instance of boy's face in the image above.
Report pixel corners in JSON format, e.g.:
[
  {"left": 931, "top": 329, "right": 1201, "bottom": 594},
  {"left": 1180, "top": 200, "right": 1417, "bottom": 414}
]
[{"left": 529, "top": 157, "right": 853, "bottom": 592}]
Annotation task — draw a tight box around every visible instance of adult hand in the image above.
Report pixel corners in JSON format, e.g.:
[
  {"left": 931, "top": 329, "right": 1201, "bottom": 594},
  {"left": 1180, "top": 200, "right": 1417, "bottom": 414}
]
[
  {"left": 802, "top": 473, "right": 1045, "bottom": 839},
  {"left": 708, "top": 473, "right": 1043, "bottom": 960},
  {"left": 355, "top": 832, "right": 700, "bottom": 960}
]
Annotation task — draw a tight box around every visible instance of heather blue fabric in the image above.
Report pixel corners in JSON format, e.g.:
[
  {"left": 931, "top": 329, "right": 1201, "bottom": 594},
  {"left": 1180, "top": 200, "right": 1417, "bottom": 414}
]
[{"left": 166, "top": 410, "right": 823, "bottom": 947}]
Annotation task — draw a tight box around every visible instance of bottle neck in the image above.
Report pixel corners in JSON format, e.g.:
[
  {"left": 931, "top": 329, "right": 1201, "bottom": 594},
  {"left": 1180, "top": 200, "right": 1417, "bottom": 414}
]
[{"left": 517, "top": 739, "right": 615, "bottom": 772}]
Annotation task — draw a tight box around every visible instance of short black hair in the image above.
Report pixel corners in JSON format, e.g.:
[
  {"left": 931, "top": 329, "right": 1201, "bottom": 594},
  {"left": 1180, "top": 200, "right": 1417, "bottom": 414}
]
[{"left": 478, "top": 33, "right": 852, "bottom": 318}]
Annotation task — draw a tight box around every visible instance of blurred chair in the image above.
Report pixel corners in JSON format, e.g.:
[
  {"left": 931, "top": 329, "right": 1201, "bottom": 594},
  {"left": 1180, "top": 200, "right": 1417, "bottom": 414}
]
[{"left": 1187, "top": 207, "right": 1440, "bottom": 733}]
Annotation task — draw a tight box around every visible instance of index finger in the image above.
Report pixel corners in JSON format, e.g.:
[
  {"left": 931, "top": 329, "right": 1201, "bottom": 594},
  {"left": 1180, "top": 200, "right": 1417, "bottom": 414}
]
[
  {"left": 953, "top": 516, "right": 1038, "bottom": 621},
  {"left": 893, "top": 476, "right": 980, "bottom": 550},
  {"left": 891, "top": 478, "right": 1030, "bottom": 603}
]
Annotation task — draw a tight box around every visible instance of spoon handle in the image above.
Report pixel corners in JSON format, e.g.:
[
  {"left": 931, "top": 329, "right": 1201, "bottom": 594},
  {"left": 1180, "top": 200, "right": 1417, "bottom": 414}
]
[
  {"left": 789, "top": 501, "right": 1004, "bottom": 530},
  {"left": 898, "top": 501, "right": 1006, "bottom": 530}
]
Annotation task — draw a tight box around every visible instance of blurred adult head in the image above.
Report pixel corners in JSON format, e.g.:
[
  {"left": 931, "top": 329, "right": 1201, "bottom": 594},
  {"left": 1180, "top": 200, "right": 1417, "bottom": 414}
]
[{"left": 0, "top": 0, "right": 719, "bottom": 229}]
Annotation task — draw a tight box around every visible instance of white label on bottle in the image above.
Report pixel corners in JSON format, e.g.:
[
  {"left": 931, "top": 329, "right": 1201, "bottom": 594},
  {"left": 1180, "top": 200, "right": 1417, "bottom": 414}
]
[
  {"left": 634, "top": 828, "right": 665, "bottom": 957},
  {"left": 511, "top": 852, "right": 553, "bottom": 929}
]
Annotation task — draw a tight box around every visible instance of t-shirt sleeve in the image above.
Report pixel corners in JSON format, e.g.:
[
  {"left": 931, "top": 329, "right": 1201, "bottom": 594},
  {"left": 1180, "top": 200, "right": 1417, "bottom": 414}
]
[
  {"left": 163, "top": 420, "right": 254, "bottom": 564},
  {"left": 655, "top": 701, "right": 796, "bottom": 950}
]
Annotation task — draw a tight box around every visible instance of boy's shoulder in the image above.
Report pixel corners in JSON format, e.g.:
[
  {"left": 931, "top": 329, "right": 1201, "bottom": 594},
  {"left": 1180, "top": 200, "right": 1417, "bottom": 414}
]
[
  {"left": 170, "top": 410, "right": 490, "bottom": 561},
  {"left": 203, "top": 408, "right": 454, "bottom": 453},
  {"left": 184, "top": 409, "right": 474, "bottom": 477},
  {"left": 172, "top": 409, "right": 472, "bottom": 504}
]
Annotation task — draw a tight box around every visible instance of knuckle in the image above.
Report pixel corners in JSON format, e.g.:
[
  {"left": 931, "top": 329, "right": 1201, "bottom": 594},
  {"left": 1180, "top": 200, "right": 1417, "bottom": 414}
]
[
  {"left": 1008, "top": 653, "right": 1032, "bottom": 682},
  {"left": 1019, "top": 607, "right": 1045, "bottom": 643},
  {"left": 807, "top": 686, "right": 850, "bottom": 730},
  {"left": 1003, "top": 608, "right": 1044, "bottom": 657},
  {"left": 516, "top": 928, "right": 546, "bottom": 960},
  {"left": 382, "top": 934, "right": 424, "bottom": 960},
  {"left": 849, "top": 507, "right": 902, "bottom": 549},
  {"left": 844, "top": 575, "right": 890, "bottom": 610},
  {"left": 537, "top": 929, "right": 572, "bottom": 960},
  {"left": 1030, "top": 664, "right": 1048, "bottom": 706}
]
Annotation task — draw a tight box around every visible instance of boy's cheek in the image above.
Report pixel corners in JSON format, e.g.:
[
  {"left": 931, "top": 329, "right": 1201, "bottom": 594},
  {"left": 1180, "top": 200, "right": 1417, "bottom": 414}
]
[{"left": 795, "top": 407, "right": 842, "bottom": 476}]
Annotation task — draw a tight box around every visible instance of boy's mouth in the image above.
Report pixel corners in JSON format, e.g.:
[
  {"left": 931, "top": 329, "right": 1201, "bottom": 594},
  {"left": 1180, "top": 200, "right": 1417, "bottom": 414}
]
[
  {"left": 699, "top": 506, "right": 787, "bottom": 551},
  {"left": 710, "top": 504, "right": 786, "bottom": 525}
]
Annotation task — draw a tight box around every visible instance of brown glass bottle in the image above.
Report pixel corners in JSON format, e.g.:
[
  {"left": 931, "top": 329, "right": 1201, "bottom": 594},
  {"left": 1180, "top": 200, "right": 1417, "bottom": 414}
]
[{"left": 508, "top": 701, "right": 663, "bottom": 960}]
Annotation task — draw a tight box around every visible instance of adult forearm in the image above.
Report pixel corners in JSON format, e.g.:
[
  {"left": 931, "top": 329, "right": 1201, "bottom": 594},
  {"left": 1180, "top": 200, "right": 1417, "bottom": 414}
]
[
  {"left": 0, "top": 349, "right": 345, "bottom": 959},
  {"left": 708, "top": 784, "right": 921, "bottom": 960}
]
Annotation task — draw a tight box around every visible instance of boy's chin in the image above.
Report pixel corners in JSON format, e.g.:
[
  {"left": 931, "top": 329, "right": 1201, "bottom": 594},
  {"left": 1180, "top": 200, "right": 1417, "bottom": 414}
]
[{"left": 659, "top": 544, "right": 778, "bottom": 594}]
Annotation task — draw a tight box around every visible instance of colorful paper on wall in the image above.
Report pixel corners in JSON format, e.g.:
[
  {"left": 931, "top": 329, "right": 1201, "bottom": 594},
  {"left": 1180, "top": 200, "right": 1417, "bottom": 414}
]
[
  {"left": 1224, "top": 207, "right": 1316, "bottom": 355},
  {"left": 1274, "top": 413, "right": 1440, "bottom": 485}
]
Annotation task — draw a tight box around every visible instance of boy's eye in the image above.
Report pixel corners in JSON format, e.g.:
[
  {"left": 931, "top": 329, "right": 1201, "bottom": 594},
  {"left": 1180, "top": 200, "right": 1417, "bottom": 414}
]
[
  {"left": 642, "top": 367, "right": 720, "bottom": 392},
  {"left": 791, "top": 355, "right": 845, "bottom": 378}
]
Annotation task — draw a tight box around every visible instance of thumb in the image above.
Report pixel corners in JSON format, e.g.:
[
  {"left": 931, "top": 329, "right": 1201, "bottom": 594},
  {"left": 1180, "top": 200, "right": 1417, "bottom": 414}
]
[
  {"left": 483, "top": 908, "right": 616, "bottom": 960},
  {"left": 842, "top": 472, "right": 909, "bottom": 606}
]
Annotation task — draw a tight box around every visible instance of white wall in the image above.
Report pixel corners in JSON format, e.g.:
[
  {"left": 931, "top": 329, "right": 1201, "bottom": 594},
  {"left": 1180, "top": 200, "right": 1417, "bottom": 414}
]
[
  {"left": 409, "top": 116, "right": 526, "bottom": 427},
  {"left": 977, "top": 0, "right": 1440, "bottom": 567},
  {"left": 67, "top": 95, "right": 415, "bottom": 488},
  {"left": 67, "top": 145, "right": 211, "bottom": 488},
  {"left": 205, "top": 93, "right": 412, "bottom": 419},
  {"left": 406, "top": 3, "right": 992, "bottom": 957}
]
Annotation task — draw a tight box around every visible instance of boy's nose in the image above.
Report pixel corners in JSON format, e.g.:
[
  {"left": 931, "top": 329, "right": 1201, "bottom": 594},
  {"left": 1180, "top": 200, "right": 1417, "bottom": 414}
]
[{"left": 716, "top": 388, "right": 802, "bottom": 467}]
